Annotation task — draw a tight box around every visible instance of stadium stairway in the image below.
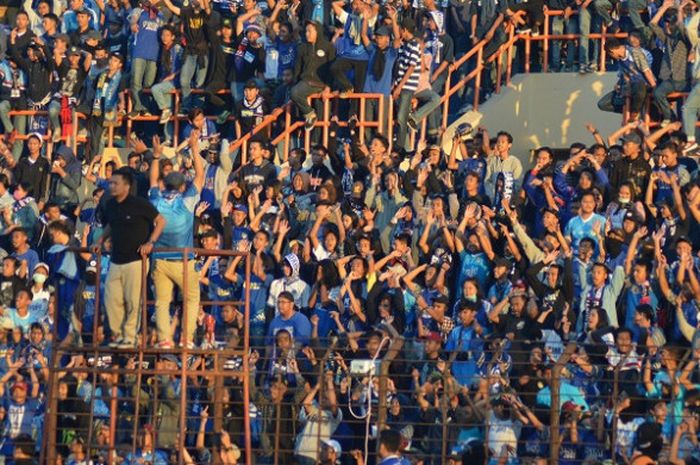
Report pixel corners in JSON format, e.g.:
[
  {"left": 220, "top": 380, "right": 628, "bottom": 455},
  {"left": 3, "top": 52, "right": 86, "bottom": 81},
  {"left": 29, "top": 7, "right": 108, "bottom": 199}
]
[{"left": 442, "top": 71, "right": 622, "bottom": 162}]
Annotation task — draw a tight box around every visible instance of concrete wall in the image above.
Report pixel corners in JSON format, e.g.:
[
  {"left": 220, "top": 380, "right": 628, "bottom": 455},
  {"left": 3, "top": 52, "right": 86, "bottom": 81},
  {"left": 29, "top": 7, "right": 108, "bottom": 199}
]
[{"left": 444, "top": 72, "right": 622, "bottom": 165}]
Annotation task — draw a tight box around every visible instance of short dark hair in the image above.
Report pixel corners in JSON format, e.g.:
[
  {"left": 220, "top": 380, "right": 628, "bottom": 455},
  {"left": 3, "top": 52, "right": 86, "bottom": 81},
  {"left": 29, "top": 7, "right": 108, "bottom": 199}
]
[
  {"left": 379, "top": 429, "right": 402, "bottom": 454},
  {"left": 13, "top": 434, "right": 35, "bottom": 456},
  {"left": 605, "top": 37, "right": 624, "bottom": 52},
  {"left": 48, "top": 220, "right": 72, "bottom": 237},
  {"left": 372, "top": 134, "right": 389, "bottom": 151},
  {"left": 0, "top": 174, "right": 9, "bottom": 189},
  {"left": 113, "top": 167, "right": 134, "bottom": 186},
  {"left": 188, "top": 107, "right": 205, "bottom": 122},
  {"left": 496, "top": 131, "right": 513, "bottom": 144}
]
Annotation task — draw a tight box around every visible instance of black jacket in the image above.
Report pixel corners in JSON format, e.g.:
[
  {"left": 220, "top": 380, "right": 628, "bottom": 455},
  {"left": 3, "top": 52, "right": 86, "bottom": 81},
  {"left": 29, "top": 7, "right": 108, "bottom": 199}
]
[
  {"left": 294, "top": 21, "right": 336, "bottom": 87},
  {"left": 13, "top": 155, "right": 51, "bottom": 202},
  {"left": 9, "top": 43, "right": 52, "bottom": 104}
]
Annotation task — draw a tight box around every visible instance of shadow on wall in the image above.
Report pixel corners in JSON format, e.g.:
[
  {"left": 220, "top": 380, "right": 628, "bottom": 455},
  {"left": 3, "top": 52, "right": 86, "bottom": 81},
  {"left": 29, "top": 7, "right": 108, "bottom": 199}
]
[{"left": 445, "top": 72, "right": 621, "bottom": 164}]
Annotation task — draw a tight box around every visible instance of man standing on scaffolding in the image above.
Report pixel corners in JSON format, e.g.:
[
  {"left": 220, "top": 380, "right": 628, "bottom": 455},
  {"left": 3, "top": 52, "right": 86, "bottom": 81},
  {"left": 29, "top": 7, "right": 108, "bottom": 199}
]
[{"left": 149, "top": 129, "right": 205, "bottom": 349}]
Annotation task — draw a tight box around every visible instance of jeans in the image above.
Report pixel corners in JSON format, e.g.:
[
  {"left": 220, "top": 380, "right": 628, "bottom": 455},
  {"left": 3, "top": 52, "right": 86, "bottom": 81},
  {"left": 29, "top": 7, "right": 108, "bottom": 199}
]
[
  {"left": 230, "top": 80, "right": 246, "bottom": 103},
  {"left": 412, "top": 89, "right": 441, "bottom": 124},
  {"left": 290, "top": 80, "right": 325, "bottom": 116},
  {"left": 598, "top": 80, "right": 648, "bottom": 114},
  {"left": 682, "top": 81, "right": 700, "bottom": 140},
  {"left": 130, "top": 57, "right": 157, "bottom": 112},
  {"left": 152, "top": 80, "right": 176, "bottom": 110},
  {"left": 364, "top": 94, "right": 391, "bottom": 140},
  {"left": 396, "top": 89, "right": 415, "bottom": 151},
  {"left": 330, "top": 57, "right": 369, "bottom": 114},
  {"left": 654, "top": 79, "right": 687, "bottom": 121},
  {"left": 86, "top": 114, "right": 104, "bottom": 163},
  {"left": 579, "top": 6, "right": 592, "bottom": 68},
  {"left": 594, "top": 0, "right": 614, "bottom": 25},
  {"left": 551, "top": 16, "right": 577, "bottom": 71},
  {"left": 48, "top": 100, "right": 61, "bottom": 134},
  {"left": 180, "top": 54, "right": 208, "bottom": 110},
  {"left": 0, "top": 100, "right": 26, "bottom": 158}
]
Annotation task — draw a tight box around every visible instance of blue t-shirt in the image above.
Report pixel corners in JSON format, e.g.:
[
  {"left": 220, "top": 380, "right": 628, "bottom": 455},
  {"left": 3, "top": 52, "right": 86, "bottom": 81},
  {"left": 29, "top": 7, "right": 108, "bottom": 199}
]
[
  {"left": 149, "top": 184, "right": 200, "bottom": 259},
  {"left": 12, "top": 249, "right": 39, "bottom": 278},
  {"left": 363, "top": 44, "right": 398, "bottom": 94},
  {"left": 275, "top": 38, "right": 297, "bottom": 77},
  {"left": 132, "top": 9, "right": 163, "bottom": 61},
  {"left": 564, "top": 213, "right": 606, "bottom": 252},
  {"left": 457, "top": 251, "right": 491, "bottom": 297},
  {"left": 337, "top": 12, "right": 370, "bottom": 60},
  {"left": 267, "top": 311, "right": 312, "bottom": 346}
]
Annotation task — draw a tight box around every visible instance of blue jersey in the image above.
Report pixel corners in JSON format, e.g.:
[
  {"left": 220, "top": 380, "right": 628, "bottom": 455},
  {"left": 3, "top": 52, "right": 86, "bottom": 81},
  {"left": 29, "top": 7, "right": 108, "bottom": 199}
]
[{"left": 149, "top": 185, "right": 199, "bottom": 259}]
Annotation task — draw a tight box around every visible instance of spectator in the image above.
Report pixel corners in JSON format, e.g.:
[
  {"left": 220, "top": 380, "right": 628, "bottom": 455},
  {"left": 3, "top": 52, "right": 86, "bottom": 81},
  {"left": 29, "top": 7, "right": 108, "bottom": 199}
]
[
  {"left": 127, "top": 0, "right": 165, "bottom": 118},
  {"left": 161, "top": 0, "right": 211, "bottom": 114},
  {"left": 149, "top": 131, "right": 204, "bottom": 349},
  {"left": 291, "top": 20, "right": 335, "bottom": 129},
  {"left": 97, "top": 167, "right": 165, "bottom": 348}
]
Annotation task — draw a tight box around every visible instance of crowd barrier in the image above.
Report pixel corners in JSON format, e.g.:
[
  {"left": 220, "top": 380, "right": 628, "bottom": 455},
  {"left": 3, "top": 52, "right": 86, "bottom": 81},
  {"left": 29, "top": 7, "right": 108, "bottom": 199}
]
[{"left": 1, "top": 13, "right": 640, "bottom": 157}]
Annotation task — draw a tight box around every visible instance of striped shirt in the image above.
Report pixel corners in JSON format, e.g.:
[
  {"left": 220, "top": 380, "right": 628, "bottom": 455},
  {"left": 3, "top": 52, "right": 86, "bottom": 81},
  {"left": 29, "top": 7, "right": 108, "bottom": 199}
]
[{"left": 394, "top": 39, "right": 421, "bottom": 92}]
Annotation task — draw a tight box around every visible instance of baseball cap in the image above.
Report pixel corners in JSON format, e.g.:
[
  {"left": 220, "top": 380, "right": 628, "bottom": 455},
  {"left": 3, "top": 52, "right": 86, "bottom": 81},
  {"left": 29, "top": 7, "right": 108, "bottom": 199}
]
[
  {"left": 85, "top": 30, "right": 102, "bottom": 41},
  {"left": 164, "top": 171, "right": 186, "bottom": 191},
  {"left": 375, "top": 25, "right": 391, "bottom": 36},
  {"left": 623, "top": 210, "right": 640, "bottom": 224},
  {"left": 12, "top": 381, "right": 27, "bottom": 392},
  {"left": 221, "top": 18, "right": 233, "bottom": 29},
  {"left": 245, "top": 23, "right": 263, "bottom": 36},
  {"left": 244, "top": 79, "right": 258, "bottom": 89},
  {"left": 493, "top": 256, "right": 510, "bottom": 268},
  {"left": 233, "top": 204, "right": 248, "bottom": 214},
  {"left": 321, "top": 439, "right": 342, "bottom": 455},
  {"left": 68, "top": 46, "right": 81, "bottom": 56},
  {"left": 86, "top": 260, "right": 98, "bottom": 273},
  {"left": 422, "top": 331, "right": 443, "bottom": 342}
]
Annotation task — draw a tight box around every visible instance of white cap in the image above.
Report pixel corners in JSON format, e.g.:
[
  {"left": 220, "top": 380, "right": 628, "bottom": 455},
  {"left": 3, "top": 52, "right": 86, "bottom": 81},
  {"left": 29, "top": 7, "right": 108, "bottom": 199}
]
[{"left": 321, "top": 439, "right": 342, "bottom": 455}]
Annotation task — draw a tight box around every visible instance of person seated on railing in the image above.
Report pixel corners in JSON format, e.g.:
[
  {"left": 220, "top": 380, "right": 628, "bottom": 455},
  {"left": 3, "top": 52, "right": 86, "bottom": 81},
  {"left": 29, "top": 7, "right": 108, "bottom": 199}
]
[
  {"left": 291, "top": 20, "right": 336, "bottom": 130},
  {"left": 329, "top": 0, "right": 375, "bottom": 114},
  {"left": 650, "top": 3, "right": 691, "bottom": 129},
  {"left": 597, "top": 38, "right": 657, "bottom": 123},
  {"left": 150, "top": 24, "right": 182, "bottom": 126},
  {"left": 0, "top": 54, "right": 27, "bottom": 159},
  {"left": 126, "top": 0, "right": 165, "bottom": 120},
  {"left": 48, "top": 45, "right": 91, "bottom": 143}
]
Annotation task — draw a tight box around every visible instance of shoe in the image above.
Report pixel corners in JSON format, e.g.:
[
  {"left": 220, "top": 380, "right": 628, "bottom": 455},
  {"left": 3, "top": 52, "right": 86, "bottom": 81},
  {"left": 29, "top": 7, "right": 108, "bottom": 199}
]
[
  {"left": 516, "top": 27, "right": 531, "bottom": 35},
  {"left": 117, "top": 340, "right": 137, "bottom": 349},
  {"left": 216, "top": 110, "right": 231, "bottom": 125},
  {"left": 585, "top": 63, "right": 597, "bottom": 73},
  {"left": 157, "top": 340, "right": 174, "bottom": 349},
  {"left": 178, "top": 341, "right": 196, "bottom": 350},
  {"left": 684, "top": 140, "right": 698, "bottom": 153},
  {"left": 339, "top": 88, "right": 354, "bottom": 98},
  {"left": 127, "top": 110, "right": 141, "bottom": 119},
  {"left": 52, "top": 131, "right": 62, "bottom": 143},
  {"left": 140, "top": 110, "right": 153, "bottom": 117},
  {"left": 159, "top": 109, "right": 172, "bottom": 124},
  {"left": 661, "top": 119, "right": 671, "bottom": 128},
  {"left": 304, "top": 111, "right": 317, "bottom": 130},
  {"left": 108, "top": 337, "right": 124, "bottom": 348},
  {"left": 407, "top": 116, "right": 418, "bottom": 132}
]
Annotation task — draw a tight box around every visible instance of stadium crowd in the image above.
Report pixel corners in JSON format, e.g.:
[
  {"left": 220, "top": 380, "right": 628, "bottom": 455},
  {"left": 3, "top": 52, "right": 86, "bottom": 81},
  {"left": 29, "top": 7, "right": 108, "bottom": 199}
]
[{"left": 0, "top": 0, "right": 699, "bottom": 464}]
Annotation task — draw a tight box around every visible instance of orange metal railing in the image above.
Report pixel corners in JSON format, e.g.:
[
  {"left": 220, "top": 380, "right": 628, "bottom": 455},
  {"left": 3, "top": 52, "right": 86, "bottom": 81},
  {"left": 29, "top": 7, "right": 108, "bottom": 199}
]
[
  {"left": 42, "top": 246, "right": 253, "bottom": 465},
  {"left": 0, "top": 15, "right": 642, "bottom": 157}
]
